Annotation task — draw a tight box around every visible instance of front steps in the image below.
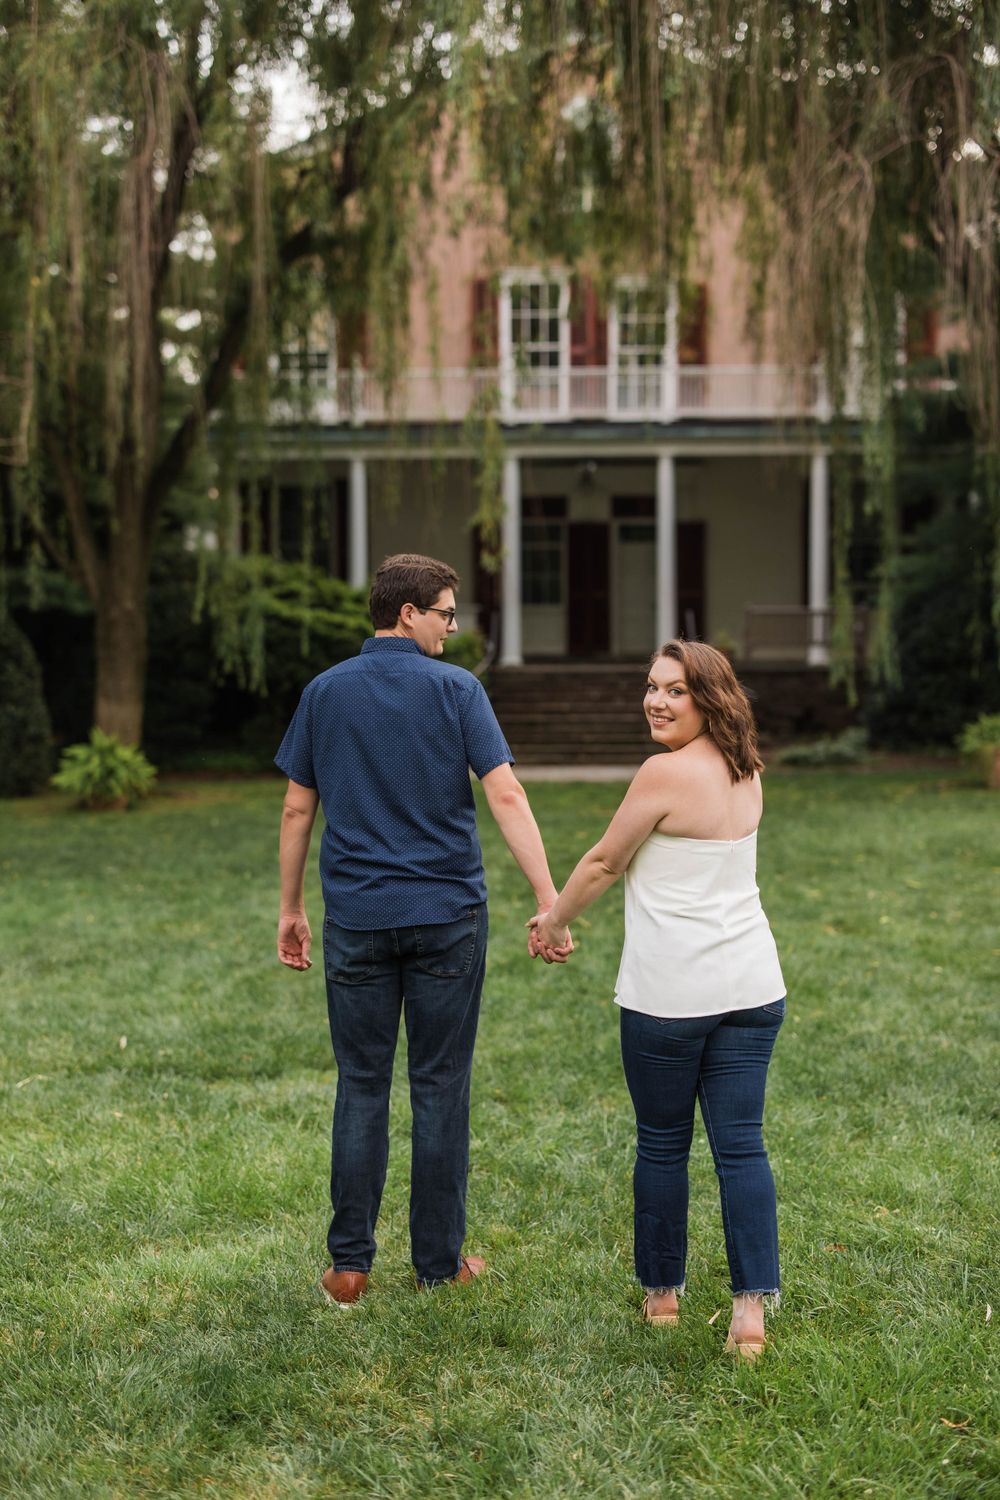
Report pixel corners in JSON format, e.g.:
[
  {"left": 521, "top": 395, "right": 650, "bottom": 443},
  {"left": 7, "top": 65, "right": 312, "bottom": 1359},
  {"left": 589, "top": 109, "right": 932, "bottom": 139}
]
[{"left": 486, "top": 662, "right": 858, "bottom": 765}]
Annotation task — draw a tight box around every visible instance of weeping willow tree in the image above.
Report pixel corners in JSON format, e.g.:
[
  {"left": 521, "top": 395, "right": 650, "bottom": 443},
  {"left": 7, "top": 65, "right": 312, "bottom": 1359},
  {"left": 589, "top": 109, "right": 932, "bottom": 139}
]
[
  {"left": 465, "top": 0, "right": 1000, "bottom": 692},
  {"left": 0, "top": 0, "right": 462, "bottom": 745}
]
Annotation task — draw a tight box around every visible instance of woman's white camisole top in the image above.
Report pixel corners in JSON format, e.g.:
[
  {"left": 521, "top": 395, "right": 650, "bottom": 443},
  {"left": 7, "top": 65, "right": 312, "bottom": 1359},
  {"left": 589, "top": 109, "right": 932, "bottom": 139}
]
[{"left": 613, "top": 830, "right": 785, "bottom": 1019}]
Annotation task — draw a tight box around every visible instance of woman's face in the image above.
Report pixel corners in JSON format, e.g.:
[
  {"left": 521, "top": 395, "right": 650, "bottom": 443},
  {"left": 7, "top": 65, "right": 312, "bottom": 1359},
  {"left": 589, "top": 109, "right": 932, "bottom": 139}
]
[{"left": 644, "top": 656, "right": 707, "bottom": 750}]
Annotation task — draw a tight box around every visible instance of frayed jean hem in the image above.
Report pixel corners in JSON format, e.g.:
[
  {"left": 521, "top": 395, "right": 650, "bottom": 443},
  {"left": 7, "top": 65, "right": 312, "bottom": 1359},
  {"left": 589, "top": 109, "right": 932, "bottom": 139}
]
[{"left": 733, "top": 1289, "right": 781, "bottom": 1311}]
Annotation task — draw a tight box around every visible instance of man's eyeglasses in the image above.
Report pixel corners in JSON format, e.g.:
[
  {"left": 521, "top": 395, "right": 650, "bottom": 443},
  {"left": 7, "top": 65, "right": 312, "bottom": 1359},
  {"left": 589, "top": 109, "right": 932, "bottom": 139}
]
[{"left": 417, "top": 606, "right": 457, "bottom": 626}]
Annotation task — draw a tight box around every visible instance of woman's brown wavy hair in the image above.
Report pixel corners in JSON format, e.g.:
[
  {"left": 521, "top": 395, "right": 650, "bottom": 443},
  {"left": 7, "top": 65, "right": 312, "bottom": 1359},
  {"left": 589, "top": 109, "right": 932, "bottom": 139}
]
[{"left": 652, "top": 639, "right": 764, "bottom": 783}]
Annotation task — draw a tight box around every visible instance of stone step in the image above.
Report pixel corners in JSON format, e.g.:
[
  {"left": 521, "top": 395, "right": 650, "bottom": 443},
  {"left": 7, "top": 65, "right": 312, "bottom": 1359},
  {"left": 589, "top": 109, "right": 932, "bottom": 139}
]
[{"left": 486, "top": 663, "right": 858, "bottom": 763}]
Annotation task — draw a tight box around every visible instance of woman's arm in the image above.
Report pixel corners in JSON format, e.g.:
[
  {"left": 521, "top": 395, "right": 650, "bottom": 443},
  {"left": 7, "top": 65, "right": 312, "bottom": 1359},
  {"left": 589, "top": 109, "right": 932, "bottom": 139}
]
[{"left": 531, "top": 757, "right": 673, "bottom": 953}]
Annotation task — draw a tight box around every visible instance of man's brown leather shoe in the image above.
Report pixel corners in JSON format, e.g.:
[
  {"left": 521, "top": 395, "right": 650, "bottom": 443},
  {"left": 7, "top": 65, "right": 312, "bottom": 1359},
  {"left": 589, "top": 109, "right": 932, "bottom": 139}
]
[
  {"left": 417, "top": 1254, "right": 486, "bottom": 1290},
  {"left": 318, "top": 1267, "right": 368, "bottom": 1306},
  {"left": 454, "top": 1254, "right": 486, "bottom": 1283}
]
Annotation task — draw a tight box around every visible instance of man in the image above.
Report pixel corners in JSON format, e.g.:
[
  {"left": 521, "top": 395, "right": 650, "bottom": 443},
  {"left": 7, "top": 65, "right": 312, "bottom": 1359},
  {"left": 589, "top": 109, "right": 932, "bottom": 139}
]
[{"left": 275, "top": 552, "right": 566, "bottom": 1303}]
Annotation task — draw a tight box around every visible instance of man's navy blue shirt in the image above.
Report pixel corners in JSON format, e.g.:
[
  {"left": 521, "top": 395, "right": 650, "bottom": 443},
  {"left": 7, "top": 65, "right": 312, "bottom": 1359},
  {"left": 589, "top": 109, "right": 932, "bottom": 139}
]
[{"left": 275, "top": 636, "right": 513, "bottom": 929}]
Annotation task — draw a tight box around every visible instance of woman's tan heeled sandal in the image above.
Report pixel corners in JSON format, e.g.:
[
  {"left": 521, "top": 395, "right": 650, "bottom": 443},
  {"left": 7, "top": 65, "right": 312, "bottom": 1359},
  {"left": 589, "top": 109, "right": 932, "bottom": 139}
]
[
  {"left": 724, "top": 1332, "right": 766, "bottom": 1361},
  {"left": 642, "top": 1295, "right": 679, "bottom": 1326}
]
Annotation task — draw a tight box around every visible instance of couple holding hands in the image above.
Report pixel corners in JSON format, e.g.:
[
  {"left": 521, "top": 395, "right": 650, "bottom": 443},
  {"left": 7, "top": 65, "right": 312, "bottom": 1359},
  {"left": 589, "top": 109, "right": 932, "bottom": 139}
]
[{"left": 276, "top": 553, "right": 785, "bottom": 1361}]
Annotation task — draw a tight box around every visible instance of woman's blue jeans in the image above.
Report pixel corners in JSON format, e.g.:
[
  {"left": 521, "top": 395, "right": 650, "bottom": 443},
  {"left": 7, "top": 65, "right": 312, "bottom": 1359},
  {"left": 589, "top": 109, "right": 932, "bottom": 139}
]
[
  {"left": 619, "top": 998, "right": 785, "bottom": 1296},
  {"left": 322, "top": 906, "right": 487, "bottom": 1286}
]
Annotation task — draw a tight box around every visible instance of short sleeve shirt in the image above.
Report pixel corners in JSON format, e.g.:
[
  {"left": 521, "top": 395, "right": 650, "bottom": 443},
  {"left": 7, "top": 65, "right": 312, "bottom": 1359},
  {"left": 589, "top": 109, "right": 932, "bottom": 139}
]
[{"left": 275, "top": 636, "right": 513, "bottom": 929}]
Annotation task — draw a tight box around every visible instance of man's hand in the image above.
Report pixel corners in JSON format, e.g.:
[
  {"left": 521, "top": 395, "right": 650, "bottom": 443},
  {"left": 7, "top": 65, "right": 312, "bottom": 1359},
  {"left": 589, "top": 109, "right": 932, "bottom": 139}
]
[
  {"left": 527, "top": 908, "right": 573, "bottom": 964},
  {"left": 277, "top": 780, "right": 319, "bottom": 970},
  {"left": 278, "top": 911, "right": 313, "bottom": 970}
]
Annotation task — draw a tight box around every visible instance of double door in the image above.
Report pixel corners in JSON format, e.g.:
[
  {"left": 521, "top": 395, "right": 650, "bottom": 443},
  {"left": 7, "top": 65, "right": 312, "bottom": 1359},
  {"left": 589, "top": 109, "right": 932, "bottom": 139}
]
[{"left": 566, "top": 519, "right": 706, "bottom": 656}]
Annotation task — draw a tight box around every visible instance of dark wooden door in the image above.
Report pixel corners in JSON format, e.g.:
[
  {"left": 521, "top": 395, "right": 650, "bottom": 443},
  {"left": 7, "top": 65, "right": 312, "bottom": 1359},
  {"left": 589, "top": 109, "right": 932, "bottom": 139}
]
[
  {"left": 677, "top": 521, "right": 706, "bottom": 640},
  {"left": 568, "top": 522, "right": 610, "bottom": 655}
]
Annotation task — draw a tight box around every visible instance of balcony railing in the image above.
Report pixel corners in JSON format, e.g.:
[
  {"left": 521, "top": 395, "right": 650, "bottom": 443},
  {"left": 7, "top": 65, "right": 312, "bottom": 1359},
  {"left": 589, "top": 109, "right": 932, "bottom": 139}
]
[
  {"left": 272, "top": 363, "right": 830, "bottom": 426},
  {"left": 743, "top": 606, "right": 870, "bottom": 666}
]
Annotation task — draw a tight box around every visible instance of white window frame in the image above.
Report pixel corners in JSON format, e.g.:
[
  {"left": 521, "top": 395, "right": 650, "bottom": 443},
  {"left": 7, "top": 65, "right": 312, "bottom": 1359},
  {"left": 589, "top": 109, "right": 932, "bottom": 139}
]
[
  {"left": 499, "top": 270, "right": 570, "bottom": 420},
  {"left": 275, "top": 315, "right": 338, "bottom": 393},
  {"left": 520, "top": 516, "right": 566, "bottom": 607},
  {"left": 608, "top": 278, "right": 677, "bottom": 419}
]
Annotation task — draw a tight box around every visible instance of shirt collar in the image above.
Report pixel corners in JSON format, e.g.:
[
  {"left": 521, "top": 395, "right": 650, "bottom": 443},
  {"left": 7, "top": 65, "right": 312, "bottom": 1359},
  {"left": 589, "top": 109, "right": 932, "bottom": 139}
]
[{"left": 361, "top": 636, "right": 426, "bottom": 656}]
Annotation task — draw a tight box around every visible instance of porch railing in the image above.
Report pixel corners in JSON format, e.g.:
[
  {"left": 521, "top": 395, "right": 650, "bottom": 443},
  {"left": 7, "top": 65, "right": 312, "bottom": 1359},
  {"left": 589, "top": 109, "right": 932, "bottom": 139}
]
[
  {"left": 743, "top": 606, "right": 869, "bottom": 665},
  {"left": 272, "top": 363, "right": 831, "bottom": 426}
]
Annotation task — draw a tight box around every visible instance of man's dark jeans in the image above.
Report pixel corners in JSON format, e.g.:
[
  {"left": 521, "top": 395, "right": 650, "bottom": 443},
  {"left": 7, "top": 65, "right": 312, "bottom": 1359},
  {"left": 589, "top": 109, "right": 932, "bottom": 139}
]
[
  {"left": 322, "top": 905, "right": 487, "bottom": 1285},
  {"left": 619, "top": 998, "right": 785, "bottom": 1296}
]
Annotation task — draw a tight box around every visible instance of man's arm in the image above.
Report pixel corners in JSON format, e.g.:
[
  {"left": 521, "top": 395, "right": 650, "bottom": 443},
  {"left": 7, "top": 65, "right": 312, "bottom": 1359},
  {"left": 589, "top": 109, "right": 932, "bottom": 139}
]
[
  {"left": 277, "top": 778, "right": 320, "bottom": 970},
  {"left": 479, "top": 763, "right": 571, "bottom": 962}
]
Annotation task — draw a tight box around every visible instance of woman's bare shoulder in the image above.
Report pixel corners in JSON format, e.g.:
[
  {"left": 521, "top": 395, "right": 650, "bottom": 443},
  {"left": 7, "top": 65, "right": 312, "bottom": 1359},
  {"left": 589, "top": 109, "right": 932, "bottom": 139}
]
[{"left": 629, "top": 750, "right": 692, "bottom": 792}]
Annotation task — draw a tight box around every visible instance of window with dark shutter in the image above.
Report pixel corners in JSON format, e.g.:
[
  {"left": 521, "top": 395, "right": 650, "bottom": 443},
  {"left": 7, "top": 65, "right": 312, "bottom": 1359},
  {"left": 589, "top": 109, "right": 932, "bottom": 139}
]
[
  {"left": 569, "top": 277, "right": 608, "bottom": 367},
  {"left": 336, "top": 310, "right": 369, "bottom": 368},
  {"left": 905, "top": 304, "right": 938, "bottom": 361},
  {"left": 470, "top": 277, "right": 499, "bottom": 365},
  {"left": 677, "top": 283, "right": 708, "bottom": 366}
]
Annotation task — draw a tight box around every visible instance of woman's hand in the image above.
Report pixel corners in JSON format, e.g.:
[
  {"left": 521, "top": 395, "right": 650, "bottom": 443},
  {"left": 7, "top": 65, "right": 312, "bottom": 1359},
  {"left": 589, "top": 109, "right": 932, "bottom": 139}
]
[{"left": 527, "top": 908, "right": 573, "bottom": 964}]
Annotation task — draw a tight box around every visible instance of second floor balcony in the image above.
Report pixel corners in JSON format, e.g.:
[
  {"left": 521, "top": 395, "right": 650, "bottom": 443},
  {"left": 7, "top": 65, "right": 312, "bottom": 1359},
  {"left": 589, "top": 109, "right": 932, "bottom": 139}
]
[{"left": 273, "top": 361, "right": 832, "bottom": 427}]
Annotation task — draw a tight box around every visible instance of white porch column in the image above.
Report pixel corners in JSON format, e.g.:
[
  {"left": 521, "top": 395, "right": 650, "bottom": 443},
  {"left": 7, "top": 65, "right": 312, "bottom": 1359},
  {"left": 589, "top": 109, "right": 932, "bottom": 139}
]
[
  {"left": 808, "top": 450, "right": 830, "bottom": 666},
  {"left": 500, "top": 454, "right": 523, "bottom": 667},
  {"left": 655, "top": 450, "right": 677, "bottom": 646},
  {"left": 348, "top": 456, "right": 368, "bottom": 589}
]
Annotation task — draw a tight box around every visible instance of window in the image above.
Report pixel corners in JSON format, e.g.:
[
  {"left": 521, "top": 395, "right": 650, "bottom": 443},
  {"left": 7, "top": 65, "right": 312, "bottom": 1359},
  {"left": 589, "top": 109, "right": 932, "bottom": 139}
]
[
  {"left": 278, "top": 344, "right": 333, "bottom": 388},
  {"left": 505, "top": 277, "right": 567, "bottom": 412},
  {"left": 523, "top": 496, "right": 567, "bottom": 520},
  {"left": 522, "top": 521, "right": 563, "bottom": 605},
  {"left": 615, "top": 285, "right": 667, "bottom": 409},
  {"left": 619, "top": 522, "right": 655, "bottom": 544},
  {"left": 278, "top": 317, "right": 336, "bottom": 389},
  {"left": 612, "top": 496, "right": 654, "bottom": 519}
]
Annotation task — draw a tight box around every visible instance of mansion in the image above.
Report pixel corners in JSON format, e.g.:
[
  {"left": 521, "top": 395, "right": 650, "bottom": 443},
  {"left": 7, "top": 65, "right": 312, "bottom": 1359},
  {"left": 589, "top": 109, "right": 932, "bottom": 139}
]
[{"left": 256, "top": 211, "right": 943, "bottom": 682}]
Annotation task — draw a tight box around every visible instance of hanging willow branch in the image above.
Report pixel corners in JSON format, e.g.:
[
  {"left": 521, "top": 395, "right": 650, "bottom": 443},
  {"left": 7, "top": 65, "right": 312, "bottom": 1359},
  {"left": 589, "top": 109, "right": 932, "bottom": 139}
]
[{"left": 0, "top": 0, "right": 463, "bottom": 744}]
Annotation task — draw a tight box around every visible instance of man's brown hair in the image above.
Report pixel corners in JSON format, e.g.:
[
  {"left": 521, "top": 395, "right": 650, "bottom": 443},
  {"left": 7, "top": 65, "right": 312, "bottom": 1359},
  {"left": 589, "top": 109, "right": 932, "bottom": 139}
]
[
  {"left": 652, "top": 639, "right": 764, "bottom": 783},
  {"left": 369, "top": 553, "right": 460, "bottom": 629}
]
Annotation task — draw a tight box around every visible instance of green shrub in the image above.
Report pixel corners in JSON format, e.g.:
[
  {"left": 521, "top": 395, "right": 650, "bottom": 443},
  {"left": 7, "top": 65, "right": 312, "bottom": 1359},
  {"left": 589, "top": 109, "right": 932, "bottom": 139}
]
[
  {"left": 442, "top": 628, "right": 487, "bottom": 674},
  {"left": 957, "top": 712, "right": 1000, "bottom": 753},
  {"left": 51, "top": 730, "right": 157, "bottom": 810},
  {"left": 206, "top": 556, "right": 370, "bottom": 693},
  {"left": 958, "top": 712, "right": 1000, "bottom": 787},
  {"left": 0, "top": 615, "right": 54, "bottom": 797},
  {"left": 777, "top": 726, "right": 869, "bottom": 767},
  {"left": 202, "top": 558, "right": 371, "bottom": 765},
  {"left": 865, "top": 503, "right": 1000, "bottom": 748}
]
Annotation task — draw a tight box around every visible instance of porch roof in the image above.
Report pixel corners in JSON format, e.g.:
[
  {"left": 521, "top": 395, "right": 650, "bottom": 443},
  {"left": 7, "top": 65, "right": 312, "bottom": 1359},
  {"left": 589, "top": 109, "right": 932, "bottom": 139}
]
[{"left": 256, "top": 416, "right": 856, "bottom": 460}]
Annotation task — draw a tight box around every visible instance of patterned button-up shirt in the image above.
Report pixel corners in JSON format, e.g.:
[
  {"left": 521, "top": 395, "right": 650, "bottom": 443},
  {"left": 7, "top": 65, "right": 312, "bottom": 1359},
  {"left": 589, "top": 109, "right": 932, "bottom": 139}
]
[{"left": 275, "top": 636, "right": 513, "bottom": 929}]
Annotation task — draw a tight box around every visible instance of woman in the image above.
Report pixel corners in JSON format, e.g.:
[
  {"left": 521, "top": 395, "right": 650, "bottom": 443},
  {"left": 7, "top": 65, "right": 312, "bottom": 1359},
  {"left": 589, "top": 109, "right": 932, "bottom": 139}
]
[{"left": 531, "top": 640, "right": 785, "bottom": 1359}]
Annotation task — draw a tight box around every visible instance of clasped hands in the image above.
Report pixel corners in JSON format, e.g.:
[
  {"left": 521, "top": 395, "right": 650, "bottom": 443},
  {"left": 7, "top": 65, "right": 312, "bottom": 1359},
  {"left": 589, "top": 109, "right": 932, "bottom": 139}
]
[{"left": 527, "top": 907, "right": 573, "bottom": 965}]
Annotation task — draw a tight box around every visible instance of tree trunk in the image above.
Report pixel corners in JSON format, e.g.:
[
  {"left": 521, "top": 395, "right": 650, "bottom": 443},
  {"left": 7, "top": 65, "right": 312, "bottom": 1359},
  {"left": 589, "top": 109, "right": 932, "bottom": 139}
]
[{"left": 93, "top": 577, "right": 150, "bottom": 747}]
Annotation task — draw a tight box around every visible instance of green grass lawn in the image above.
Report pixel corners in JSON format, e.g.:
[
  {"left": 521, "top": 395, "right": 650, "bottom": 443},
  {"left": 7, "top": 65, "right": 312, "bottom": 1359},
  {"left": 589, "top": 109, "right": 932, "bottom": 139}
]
[{"left": 1, "top": 768, "right": 998, "bottom": 1499}]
